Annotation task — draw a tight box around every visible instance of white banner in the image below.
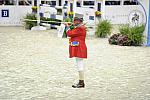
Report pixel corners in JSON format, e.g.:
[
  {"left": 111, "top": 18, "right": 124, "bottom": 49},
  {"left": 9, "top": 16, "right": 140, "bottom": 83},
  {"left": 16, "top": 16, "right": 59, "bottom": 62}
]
[{"left": 57, "top": 23, "right": 65, "bottom": 38}]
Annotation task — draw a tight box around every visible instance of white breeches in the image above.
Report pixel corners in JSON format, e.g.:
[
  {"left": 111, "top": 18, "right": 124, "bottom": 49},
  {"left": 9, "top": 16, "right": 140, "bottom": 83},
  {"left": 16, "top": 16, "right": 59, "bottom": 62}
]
[{"left": 75, "top": 58, "right": 84, "bottom": 71}]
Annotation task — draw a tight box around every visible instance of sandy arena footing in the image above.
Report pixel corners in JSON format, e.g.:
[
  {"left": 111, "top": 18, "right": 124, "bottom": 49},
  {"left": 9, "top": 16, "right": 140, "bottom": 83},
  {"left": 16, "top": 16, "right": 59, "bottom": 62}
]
[{"left": 0, "top": 27, "right": 150, "bottom": 100}]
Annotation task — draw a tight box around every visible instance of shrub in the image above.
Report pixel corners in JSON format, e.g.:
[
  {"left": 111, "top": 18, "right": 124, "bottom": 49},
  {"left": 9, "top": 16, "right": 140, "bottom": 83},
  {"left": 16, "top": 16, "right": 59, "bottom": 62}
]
[
  {"left": 117, "top": 34, "right": 131, "bottom": 46},
  {"left": 108, "top": 34, "right": 120, "bottom": 45},
  {"left": 109, "top": 24, "right": 145, "bottom": 46},
  {"left": 119, "top": 25, "right": 145, "bottom": 46},
  {"left": 109, "top": 34, "right": 131, "bottom": 46},
  {"left": 96, "top": 20, "right": 112, "bottom": 38},
  {"left": 24, "top": 14, "right": 37, "bottom": 29},
  {"left": 119, "top": 25, "right": 130, "bottom": 36}
]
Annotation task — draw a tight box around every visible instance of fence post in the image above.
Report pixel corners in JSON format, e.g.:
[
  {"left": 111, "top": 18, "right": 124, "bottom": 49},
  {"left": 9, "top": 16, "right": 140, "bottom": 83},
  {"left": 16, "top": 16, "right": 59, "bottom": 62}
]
[
  {"left": 147, "top": 1, "right": 150, "bottom": 46},
  {"left": 50, "top": 14, "right": 56, "bottom": 29}
]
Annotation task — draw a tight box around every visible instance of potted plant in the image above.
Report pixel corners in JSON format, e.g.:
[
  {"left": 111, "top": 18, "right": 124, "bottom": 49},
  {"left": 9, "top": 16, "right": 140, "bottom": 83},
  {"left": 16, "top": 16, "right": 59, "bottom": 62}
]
[
  {"left": 24, "top": 14, "right": 37, "bottom": 29},
  {"left": 67, "top": 11, "right": 74, "bottom": 22},
  {"left": 108, "top": 24, "right": 145, "bottom": 46},
  {"left": 32, "top": 6, "right": 38, "bottom": 13},
  {"left": 96, "top": 20, "right": 112, "bottom": 38},
  {"left": 95, "top": 11, "right": 102, "bottom": 17},
  {"left": 119, "top": 25, "right": 145, "bottom": 46}
]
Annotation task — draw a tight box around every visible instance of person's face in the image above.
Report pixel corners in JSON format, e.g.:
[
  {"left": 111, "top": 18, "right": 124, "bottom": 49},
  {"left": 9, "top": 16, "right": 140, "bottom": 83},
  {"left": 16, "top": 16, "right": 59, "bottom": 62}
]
[{"left": 73, "top": 20, "right": 81, "bottom": 26}]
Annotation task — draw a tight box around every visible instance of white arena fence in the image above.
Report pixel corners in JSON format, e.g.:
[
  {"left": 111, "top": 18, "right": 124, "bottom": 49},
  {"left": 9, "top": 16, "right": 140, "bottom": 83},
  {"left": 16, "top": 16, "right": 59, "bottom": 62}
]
[
  {"left": 39, "top": 4, "right": 63, "bottom": 29},
  {"left": 0, "top": 6, "right": 32, "bottom": 26},
  {"left": 105, "top": 5, "right": 147, "bottom": 26},
  {"left": 0, "top": 1, "right": 148, "bottom": 31}
]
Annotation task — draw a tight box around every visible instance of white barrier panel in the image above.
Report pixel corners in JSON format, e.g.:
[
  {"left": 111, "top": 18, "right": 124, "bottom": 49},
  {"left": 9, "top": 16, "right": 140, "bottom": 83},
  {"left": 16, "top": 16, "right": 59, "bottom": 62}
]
[
  {"left": 0, "top": 6, "right": 32, "bottom": 26},
  {"left": 76, "top": 7, "right": 95, "bottom": 26},
  {"left": 105, "top": 5, "right": 146, "bottom": 25},
  {"left": 40, "top": 5, "right": 57, "bottom": 18},
  {"left": 39, "top": 4, "right": 63, "bottom": 29},
  {"left": 57, "top": 23, "right": 65, "bottom": 37}
]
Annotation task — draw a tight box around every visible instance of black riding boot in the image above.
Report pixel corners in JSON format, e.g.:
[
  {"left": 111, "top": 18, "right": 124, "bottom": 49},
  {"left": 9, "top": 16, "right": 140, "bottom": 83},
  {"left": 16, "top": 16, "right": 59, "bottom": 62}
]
[{"left": 72, "top": 80, "right": 85, "bottom": 88}]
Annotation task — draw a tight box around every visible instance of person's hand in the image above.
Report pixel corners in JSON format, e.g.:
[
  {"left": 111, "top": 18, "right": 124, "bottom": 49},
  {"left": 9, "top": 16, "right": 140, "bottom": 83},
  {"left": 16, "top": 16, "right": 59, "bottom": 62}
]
[
  {"left": 68, "top": 22, "right": 72, "bottom": 26},
  {"left": 64, "top": 22, "right": 68, "bottom": 26},
  {"left": 64, "top": 22, "right": 72, "bottom": 26}
]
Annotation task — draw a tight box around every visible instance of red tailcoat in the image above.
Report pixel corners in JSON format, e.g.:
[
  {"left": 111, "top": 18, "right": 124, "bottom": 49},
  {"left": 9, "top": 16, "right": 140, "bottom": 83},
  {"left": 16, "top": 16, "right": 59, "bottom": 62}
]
[{"left": 67, "top": 25, "right": 87, "bottom": 58}]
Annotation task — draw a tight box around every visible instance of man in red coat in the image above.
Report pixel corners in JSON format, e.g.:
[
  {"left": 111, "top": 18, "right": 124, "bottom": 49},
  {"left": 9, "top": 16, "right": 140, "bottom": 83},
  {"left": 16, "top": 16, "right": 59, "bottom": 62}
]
[{"left": 66, "top": 13, "right": 87, "bottom": 88}]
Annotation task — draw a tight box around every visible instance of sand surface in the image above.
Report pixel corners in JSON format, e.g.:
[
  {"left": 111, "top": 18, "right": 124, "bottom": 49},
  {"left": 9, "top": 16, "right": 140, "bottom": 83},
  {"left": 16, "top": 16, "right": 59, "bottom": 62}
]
[{"left": 0, "top": 27, "right": 150, "bottom": 100}]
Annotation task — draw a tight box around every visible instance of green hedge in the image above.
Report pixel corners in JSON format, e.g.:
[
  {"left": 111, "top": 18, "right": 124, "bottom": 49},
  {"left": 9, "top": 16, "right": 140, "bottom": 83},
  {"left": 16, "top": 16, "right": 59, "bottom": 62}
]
[
  {"left": 96, "top": 20, "right": 112, "bottom": 38},
  {"left": 119, "top": 25, "right": 145, "bottom": 46},
  {"left": 109, "top": 25, "right": 145, "bottom": 46},
  {"left": 24, "top": 14, "right": 37, "bottom": 29}
]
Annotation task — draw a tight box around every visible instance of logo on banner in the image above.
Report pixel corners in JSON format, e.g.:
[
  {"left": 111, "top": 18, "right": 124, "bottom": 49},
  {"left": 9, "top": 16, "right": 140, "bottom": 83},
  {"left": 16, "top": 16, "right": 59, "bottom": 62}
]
[
  {"left": 128, "top": 10, "right": 145, "bottom": 26},
  {"left": 89, "top": 16, "right": 94, "bottom": 20},
  {"left": 1, "top": 9, "right": 9, "bottom": 17}
]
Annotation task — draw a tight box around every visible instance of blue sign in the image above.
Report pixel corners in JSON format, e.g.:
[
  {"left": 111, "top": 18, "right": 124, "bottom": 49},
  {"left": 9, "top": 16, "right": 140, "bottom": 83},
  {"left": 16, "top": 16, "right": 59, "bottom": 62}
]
[
  {"left": 1, "top": 9, "right": 9, "bottom": 17},
  {"left": 89, "top": 16, "right": 94, "bottom": 20},
  {"left": 147, "top": 1, "right": 150, "bottom": 46}
]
